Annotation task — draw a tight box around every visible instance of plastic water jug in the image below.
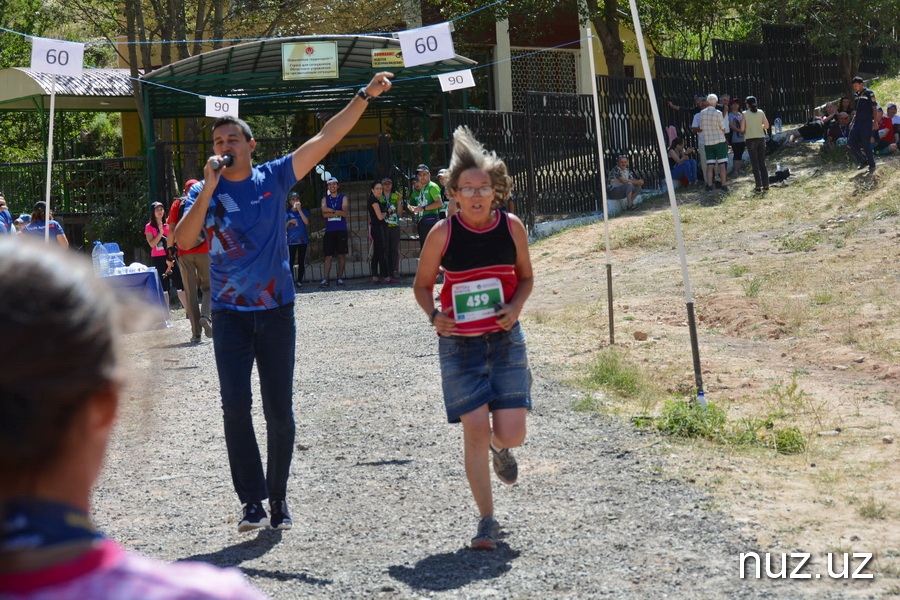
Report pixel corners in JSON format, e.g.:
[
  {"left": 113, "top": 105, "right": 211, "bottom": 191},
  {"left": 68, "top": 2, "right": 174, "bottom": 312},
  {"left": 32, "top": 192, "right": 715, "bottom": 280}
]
[
  {"left": 91, "top": 241, "right": 110, "bottom": 276},
  {"left": 774, "top": 117, "right": 782, "bottom": 133}
]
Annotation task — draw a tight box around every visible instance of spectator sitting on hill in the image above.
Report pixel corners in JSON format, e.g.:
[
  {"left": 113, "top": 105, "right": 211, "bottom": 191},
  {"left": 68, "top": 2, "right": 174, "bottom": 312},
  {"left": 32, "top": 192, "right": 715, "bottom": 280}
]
[
  {"left": 873, "top": 107, "right": 897, "bottom": 154},
  {"left": 668, "top": 137, "right": 698, "bottom": 186},
  {"left": 826, "top": 112, "right": 851, "bottom": 147},
  {"left": 838, "top": 96, "right": 853, "bottom": 114},
  {"left": 607, "top": 155, "right": 644, "bottom": 211},
  {"left": 888, "top": 103, "right": 900, "bottom": 142},
  {"left": 821, "top": 101, "right": 839, "bottom": 127}
]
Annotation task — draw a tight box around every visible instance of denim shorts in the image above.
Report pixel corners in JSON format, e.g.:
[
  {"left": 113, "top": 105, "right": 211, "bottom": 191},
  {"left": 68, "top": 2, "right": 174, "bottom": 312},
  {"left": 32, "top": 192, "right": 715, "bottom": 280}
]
[{"left": 438, "top": 322, "right": 533, "bottom": 423}]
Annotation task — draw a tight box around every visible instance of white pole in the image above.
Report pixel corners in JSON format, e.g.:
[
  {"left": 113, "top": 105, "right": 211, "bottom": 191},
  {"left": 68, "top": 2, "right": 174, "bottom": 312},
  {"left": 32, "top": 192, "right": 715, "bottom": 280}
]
[
  {"left": 44, "top": 74, "right": 57, "bottom": 243},
  {"left": 625, "top": 0, "right": 705, "bottom": 404},
  {"left": 585, "top": 27, "right": 615, "bottom": 345}
]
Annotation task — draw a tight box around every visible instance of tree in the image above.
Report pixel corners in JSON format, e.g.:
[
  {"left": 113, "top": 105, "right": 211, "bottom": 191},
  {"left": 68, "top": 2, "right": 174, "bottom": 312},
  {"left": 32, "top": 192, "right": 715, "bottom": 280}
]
[{"left": 750, "top": 0, "right": 900, "bottom": 93}]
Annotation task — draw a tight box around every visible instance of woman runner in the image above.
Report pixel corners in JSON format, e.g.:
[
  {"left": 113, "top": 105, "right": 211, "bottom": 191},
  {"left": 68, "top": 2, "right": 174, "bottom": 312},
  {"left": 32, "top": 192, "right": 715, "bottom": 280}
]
[{"left": 413, "top": 126, "right": 534, "bottom": 551}]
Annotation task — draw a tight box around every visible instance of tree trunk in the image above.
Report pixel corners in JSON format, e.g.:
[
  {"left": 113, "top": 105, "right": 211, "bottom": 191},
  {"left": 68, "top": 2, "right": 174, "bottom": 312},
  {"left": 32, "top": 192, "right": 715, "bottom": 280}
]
[
  {"left": 839, "top": 53, "right": 861, "bottom": 97},
  {"left": 585, "top": 0, "right": 626, "bottom": 77}
]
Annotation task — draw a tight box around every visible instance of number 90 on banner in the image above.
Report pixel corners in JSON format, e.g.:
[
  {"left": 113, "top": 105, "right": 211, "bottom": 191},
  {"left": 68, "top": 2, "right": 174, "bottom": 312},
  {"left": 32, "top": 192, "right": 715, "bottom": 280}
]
[
  {"left": 397, "top": 22, "right": 455, "bottom": 68},
  {"left": 437, "top": 69, "right": 476, "bottom": 92},
  {"left": 205, "top": 96, "right": 240, "bottom": 118},
  {"left": 30, "top": 38, "right": 84, "bottom": 78}
]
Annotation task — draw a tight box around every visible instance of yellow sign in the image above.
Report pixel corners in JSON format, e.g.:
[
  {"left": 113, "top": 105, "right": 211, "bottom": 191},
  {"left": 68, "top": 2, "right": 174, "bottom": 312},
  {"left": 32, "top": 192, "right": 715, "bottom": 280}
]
[
  {"left": 282, "top": 42, "right": 339, "bottom": 80},
  {"left": 371, "top": 48, "right": 404, "bottom": 68}
]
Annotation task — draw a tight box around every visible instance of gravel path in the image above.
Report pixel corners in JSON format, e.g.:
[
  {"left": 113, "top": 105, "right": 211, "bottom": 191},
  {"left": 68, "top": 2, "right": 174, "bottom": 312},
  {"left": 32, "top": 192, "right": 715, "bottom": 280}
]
[{"left": 95, "top": 282, "right": 852, "bottom": 599}]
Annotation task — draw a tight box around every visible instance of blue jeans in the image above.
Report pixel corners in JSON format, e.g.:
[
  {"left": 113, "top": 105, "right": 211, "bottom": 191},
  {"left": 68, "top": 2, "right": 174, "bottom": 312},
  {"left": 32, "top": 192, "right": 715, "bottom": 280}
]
[
  {"left": 671, "top": 159, "right": 697, "bottom": 183},
  {"left": 212, "top": 303, "right": 296, "bottom": 504},
  {"left": 438, "top": 323, "right": 533, "bottom": 423}
]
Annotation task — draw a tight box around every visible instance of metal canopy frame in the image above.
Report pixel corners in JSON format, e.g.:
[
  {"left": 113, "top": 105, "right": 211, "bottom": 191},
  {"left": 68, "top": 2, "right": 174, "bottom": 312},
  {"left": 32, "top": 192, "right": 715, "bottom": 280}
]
[{"left": 141, "top": 35, "right": 478, "bottom": 119}]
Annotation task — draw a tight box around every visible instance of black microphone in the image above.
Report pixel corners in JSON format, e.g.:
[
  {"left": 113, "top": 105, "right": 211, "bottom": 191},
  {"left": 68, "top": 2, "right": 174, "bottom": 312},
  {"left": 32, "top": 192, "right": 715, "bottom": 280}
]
[{"left": 211, "top": 154, "right": 233, "bottom": 171}]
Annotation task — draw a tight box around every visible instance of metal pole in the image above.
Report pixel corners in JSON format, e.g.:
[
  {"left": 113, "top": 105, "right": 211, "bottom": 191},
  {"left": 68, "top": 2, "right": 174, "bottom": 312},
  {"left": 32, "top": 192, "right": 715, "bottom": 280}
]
[
  {"left": 586, "top": 28, "right": 614, "bottom": 345},
  {"left": 43, "top": 74, "right": 57, "bottom": 243},
  {"left": 625, "top": 0, "right": 705, "bottom": 405}
]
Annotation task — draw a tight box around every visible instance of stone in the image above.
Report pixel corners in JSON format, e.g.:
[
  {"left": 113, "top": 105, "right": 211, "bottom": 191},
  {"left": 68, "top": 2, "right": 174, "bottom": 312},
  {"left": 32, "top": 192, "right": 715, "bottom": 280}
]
[{"left": 633, "top": 331, "right": 649, "bottom": 341}]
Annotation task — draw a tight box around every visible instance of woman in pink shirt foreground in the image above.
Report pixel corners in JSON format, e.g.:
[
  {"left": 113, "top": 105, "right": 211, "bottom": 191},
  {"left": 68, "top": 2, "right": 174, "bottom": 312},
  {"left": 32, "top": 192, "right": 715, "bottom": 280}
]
[{"left": 0, "top": 239, "right": 269, "bottom": 600}]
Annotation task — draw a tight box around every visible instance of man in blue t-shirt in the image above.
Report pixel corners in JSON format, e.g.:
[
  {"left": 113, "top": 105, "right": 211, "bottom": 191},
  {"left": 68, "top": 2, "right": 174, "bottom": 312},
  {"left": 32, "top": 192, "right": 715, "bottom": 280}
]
[
  {"left": 176, "top": 72, "right": 394, "bottom": 534},
  {"left": 848, "top": 75, "right": 878, "bottom": 174}
]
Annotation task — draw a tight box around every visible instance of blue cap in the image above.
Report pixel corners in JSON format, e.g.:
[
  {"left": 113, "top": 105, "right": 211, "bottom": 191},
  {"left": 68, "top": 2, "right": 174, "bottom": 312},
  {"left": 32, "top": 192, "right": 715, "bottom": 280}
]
[{"left": 16, "top": 214, "right": 31, "bottom": 224}]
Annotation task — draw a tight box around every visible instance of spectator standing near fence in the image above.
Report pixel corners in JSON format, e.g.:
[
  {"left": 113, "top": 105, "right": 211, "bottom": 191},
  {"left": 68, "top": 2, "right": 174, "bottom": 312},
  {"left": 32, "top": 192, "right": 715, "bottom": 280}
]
[
  {"left": 691, "top": 99, "right": 708, "bottom": 181},
  {"left": 0, "top": 194, "right": 12, "bottom": 235},
  {"left": 699, "top": 94, "right": 730, "bottom": 193},
  {"left": 408, "top": 164, "right": 442, "bottom": 250},
  {"left": 741, "top": 95, "right": 770, "bottom": 193},
  {"left": 381, "top": 177, "right": 402, "bottom": 283},
  {"left": 21, "top": 201, "right": 68, "bottom": 247},
  {"left": 175, "top": 73, "right": 394, "bottom": 533},
  {"left": 848, "top": 76, "right": 877, "bottom": 174},
  {"left": 168, "top": 180, "right": 212, "bottom": 343},
  {"left": 320, "top": 177, "right": 349, "bottom": 288},
  {"left": 728, "top": 99, "right": 745, "bottom": 176},
  {"left": 286, "top": 191, "right": 309, "bottom": 289}
]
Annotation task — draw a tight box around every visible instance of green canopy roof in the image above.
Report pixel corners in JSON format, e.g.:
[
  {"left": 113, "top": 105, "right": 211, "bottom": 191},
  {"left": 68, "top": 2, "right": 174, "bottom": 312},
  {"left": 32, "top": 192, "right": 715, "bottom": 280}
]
[{"left": 141, "top": 34, "right": 477, "bottom": 119}]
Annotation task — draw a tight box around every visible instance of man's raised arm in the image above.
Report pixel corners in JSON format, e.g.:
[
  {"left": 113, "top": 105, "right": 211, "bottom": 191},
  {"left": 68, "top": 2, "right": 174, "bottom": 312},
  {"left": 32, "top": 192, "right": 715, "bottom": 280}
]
[{"left": 292, "top": 72, "right": 394, "bottom": 180}]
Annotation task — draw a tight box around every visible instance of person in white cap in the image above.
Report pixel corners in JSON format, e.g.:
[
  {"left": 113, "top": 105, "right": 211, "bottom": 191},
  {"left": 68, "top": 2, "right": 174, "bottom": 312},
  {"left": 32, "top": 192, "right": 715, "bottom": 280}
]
[{"left": 320, "top": 176, "right": 348, "bottom": 287}]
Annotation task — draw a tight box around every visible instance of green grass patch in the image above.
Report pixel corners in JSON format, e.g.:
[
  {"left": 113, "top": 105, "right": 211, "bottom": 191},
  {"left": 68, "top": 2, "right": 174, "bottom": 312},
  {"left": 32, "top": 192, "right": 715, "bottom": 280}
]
[
  {"left": 582, "top": 348, "right": 645, "bottom": 398},
  {"left": 774, "top": 230, "right": 822, "bottom": 252},
  {"left": 657, "top": 399, "right": 727, "bottom": 439}
]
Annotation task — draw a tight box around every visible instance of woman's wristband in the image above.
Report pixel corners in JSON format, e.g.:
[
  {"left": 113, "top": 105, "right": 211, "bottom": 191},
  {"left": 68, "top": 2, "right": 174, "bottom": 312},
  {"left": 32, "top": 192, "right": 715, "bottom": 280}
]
[{"left": 429, "top": 308, "right": 440, "bottom": 325}]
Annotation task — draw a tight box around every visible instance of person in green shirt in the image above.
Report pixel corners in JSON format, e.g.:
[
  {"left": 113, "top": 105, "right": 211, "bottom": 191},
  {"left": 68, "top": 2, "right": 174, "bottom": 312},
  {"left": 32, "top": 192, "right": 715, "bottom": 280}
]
[{"left": 407, "top": 164, "right": 443, "bottom": 249}]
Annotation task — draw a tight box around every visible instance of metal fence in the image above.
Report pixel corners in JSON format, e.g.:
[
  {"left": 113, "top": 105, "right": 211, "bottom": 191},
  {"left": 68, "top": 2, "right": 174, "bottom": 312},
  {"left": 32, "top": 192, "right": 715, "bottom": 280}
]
[{"left": 0, "top": 157, "right": 148, "bottom": 256}]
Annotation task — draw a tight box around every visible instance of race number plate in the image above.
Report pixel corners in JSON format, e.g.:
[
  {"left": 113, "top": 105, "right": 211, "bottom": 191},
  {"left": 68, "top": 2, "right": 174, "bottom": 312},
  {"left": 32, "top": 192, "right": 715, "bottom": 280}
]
[{"left": 451, "top": 278, "right": 504, "bottom": 323}]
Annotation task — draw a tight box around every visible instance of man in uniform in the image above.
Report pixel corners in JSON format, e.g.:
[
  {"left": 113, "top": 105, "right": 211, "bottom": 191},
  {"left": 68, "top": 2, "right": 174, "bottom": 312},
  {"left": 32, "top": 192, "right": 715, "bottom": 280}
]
[{"left": 848, "top": 76, "right": 878, "bottom": 174}]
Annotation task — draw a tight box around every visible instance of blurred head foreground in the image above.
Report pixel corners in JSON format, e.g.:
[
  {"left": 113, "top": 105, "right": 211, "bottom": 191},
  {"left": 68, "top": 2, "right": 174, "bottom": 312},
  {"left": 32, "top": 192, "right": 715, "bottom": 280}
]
[{"left": 0, "top": 240, "right": 122, "bottom": 496}]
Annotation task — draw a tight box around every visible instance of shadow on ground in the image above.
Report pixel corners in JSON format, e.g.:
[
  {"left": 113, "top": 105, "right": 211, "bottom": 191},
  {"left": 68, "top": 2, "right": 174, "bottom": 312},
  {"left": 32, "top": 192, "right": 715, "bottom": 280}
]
[
  {"left": 388, "top": 543, "right": 520, "bottom": 592},
  {"left": 178, "top": 530, "right": 332, "bottom": 586}
]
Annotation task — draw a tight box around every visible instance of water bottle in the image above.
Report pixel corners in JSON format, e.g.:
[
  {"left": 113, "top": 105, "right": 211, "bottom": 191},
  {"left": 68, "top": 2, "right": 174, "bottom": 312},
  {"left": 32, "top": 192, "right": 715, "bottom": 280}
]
[
  {"left": 91, "top": 241, "right": 109, "bottom": 276},
  {"left": 696, "top": 389, "right": 707, "bottom": 408},
  {"left": 774, "top": 117, "right": 782, "bottom": 133},
  {"left": 776, "top": 162, "right": 782, "bottom": 172}
]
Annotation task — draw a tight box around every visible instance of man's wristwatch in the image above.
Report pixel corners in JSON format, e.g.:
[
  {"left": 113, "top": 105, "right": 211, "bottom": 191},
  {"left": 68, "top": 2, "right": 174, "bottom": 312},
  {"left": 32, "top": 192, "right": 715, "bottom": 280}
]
[
  {"left": 429, "top": 308, "right": 440, "bottom": 324},
  {"left": 356, "top": 88, "right": 376, "bottom": 103}
]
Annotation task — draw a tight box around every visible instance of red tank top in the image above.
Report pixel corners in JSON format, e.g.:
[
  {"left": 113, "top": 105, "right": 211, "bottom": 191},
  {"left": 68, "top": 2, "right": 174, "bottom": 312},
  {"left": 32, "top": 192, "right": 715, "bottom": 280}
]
[{"left": 439, "top": 211, "right": 518, "bottom": 334}]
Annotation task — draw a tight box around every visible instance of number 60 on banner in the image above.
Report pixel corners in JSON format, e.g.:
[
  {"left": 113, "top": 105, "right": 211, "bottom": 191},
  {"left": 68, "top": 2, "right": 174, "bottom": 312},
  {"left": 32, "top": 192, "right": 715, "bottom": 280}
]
[
  {"left": 398, "top": 23, "right": 455, "bottom": 68},
  {"left": 30, "top": 38, "right": 84, "bottom": 78}
]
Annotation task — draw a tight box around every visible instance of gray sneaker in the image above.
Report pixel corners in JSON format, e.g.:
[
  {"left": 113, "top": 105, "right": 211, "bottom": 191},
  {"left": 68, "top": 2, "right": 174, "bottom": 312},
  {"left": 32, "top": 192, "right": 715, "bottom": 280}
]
[
  {"left": 491, "top": 446, "right": 518, "bottom": 484},
  {"left": 470, "top": 516, "right": 499, "bottom": 550}
]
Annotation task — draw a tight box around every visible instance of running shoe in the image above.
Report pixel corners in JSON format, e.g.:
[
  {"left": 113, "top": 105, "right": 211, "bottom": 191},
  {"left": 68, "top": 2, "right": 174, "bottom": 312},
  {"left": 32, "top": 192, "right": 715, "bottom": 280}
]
[
  {"left": 491, "top": 446, "right": 518, "bottom": 484},
  {"left": 470, "top": 516, "right": 499, "bottom": 550}
]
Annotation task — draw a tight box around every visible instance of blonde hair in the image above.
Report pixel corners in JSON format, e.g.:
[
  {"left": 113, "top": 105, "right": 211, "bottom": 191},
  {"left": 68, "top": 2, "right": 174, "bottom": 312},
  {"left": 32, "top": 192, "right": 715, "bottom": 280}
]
[{"left": 446, "top": 126, "right": 513, "bottom": 209}]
